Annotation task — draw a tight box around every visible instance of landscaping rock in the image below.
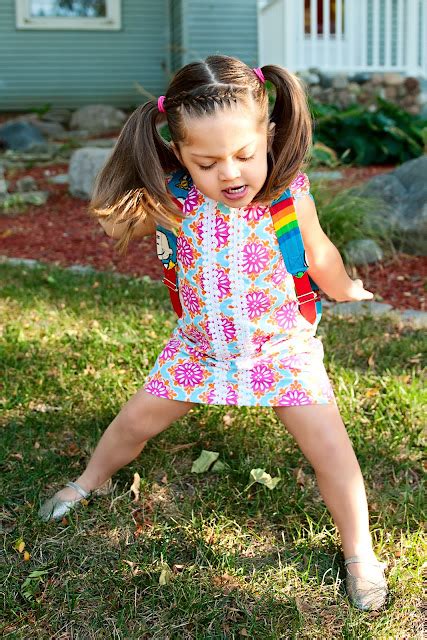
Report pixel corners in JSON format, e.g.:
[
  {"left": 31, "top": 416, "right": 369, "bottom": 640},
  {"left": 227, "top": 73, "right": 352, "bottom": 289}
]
[
  {"left": 309, "top": 170, "right": 343, "bottom": 181},
  {"left": 327, "top": 301, "right": 395, "bottom": 317},
  {"left": 344, "top": 239, "right": 383, "bottom": 265},
  {"left": 357, "top": 156, "right": 427, "bottom": 255},
  {"left": 0, "top": 121, "right": 46, "bottom": 151},
  {"left": 392, "top": 155, "right": 427, "bottom": 192},
  {"left": 67, "top": 264, "right": 96, "bottom": 274},
  {"left": 68, "top": 147, "right": 111, "bottom": 199},
  {"left": 41, "top": 108, "right": 72, "bottom": 126},
  {"left": 31, "top": 119, "right": 67, "bottom": 138},
  {"left": 48, "top": 173, "right": 69, "bottom": 184},
  {"left": 399, "top": 310, "right": 427, "bottom": 329},
  {"left": 16, "top": 176, "right": 38, "bottom": 192},
  {"left": 360, "top": 173, "right": 407, "bottom": 207},
  {"left": 332, "top": 74, "right": 348, "bottom": 89},
  {"left": 0, "top": 165, "right": 8, "bottom": 194},
  {"left": 70, "top": 105, "right": 127, "bottom": 135}
]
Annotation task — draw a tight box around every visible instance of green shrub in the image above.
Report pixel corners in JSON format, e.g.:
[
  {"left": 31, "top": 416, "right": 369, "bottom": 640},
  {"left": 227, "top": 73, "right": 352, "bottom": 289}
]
[{"left": 310, "top": 97, "right": 427, "bottom": 166}]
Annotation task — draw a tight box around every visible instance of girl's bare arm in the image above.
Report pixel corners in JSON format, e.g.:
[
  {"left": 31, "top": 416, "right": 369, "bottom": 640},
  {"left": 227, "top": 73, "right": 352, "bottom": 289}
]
[
  {"left": 294, "top": 195, "right": 373, "bottom": 302},
  {"left": 99, "top": 215, "right": 156, "bottom": 240}
]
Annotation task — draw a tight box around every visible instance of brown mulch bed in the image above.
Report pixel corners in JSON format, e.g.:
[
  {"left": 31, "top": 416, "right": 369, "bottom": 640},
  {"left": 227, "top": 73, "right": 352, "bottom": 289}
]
[{"left": 0, "top": 162, "right": 425, "bottom": 311}]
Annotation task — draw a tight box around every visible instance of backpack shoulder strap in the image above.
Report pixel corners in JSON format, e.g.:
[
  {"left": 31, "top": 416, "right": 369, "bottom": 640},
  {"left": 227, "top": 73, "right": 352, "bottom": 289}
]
[
  {"left": 270, "top": 173, "right": 321, "bottom": 324},
  {"left": 156, "top": 168, "right": 193, "bottom": 318}
]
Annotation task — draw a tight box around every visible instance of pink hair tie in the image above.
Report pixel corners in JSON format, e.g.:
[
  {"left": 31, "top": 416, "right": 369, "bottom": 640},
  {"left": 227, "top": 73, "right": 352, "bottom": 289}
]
[
  {"left": 157, "top": 95, "right": 166, "bottom": 113},
  {"left": 252, "top": 67, "right": 265, "bottom": 84}
]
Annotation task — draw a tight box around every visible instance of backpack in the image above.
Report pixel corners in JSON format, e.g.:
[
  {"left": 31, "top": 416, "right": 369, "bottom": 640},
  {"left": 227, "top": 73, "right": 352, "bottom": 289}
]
[{"left": 156, "top": 169, "right": 321, "bottom": 324}]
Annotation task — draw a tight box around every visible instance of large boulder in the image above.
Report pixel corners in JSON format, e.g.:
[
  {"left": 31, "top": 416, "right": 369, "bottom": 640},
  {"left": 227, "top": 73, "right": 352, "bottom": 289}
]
[
  {"left": 68, "top": 147, "right": 111, "bottom": 199},
  {"left": 70, "top": 104, "right": 127, "bottom": 135},
  {"left": 0, "top": 121, "right": 46, "bottom": 151},
  {"left": 359, "top": 156, "right": 427, "bottom": 255}
]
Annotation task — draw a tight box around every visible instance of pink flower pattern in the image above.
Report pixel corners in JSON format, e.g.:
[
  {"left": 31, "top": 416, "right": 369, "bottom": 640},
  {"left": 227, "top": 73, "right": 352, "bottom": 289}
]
[
  {"left": 271, "top": 264, "right": 288, "bottom": 286},
  {"left": 278, "top": 388, "right": 311, "bottom": 405},
  {"left": 243, "top": 205, "right": 268, "bottom": 223},
  {"left": 145, "top": 378, "right": 169, "bottom": 398},
  {"left": 246, "top": 290, "right": 271, "bottom": 320},
  {"left": 176, "top": 236, "right": 194, "bottom": 268},
  {"left": 173, "top": 361, "right": 204, "bottom": 388},
  {"left": 275, "top": 301, "right": 298, "bottom": 330},
  {"left": 201, "top": 267, "right": 231, "bottom": 300},
  {"left": 183, "top": 186, "right": 199, "bottom": 214},
  {"left": 242, "top": 241, "right": 269, "bottom": 275},
  {"left": 159, "top": 338, "right": 181, "bottom": 361},
  {"left": 144, "top": 173, "right": 333, "bottom": 407},
  {"left": 251, "top": 363, "right": 275, "bottom": 393},
  {"left": 180, "top": 283, "right": 200, "bottom": 316}
]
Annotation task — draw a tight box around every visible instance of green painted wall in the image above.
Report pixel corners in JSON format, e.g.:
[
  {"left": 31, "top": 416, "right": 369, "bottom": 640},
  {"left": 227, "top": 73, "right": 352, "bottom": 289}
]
[
  {"left": 0, "top": 0, "right": 170, "bottom": 109},
  {"left": 174, "top": 0, "right": 258, "bottom": 70},
  {"left": 0, "top": 0, "right": 259, "bottom": 110}
]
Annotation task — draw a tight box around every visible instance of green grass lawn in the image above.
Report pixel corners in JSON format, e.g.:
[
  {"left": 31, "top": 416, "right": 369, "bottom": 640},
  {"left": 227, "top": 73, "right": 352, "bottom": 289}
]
[{"left": 1, "top": 262, "right": 425, "bottom": 639}]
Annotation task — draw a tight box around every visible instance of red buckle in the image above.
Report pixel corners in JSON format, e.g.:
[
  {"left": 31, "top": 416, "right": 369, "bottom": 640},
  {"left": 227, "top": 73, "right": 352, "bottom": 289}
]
[
  {"left": 162, "top": 276, "right": 178, "bottom": 292},
  {"left": 297, "top": 290, "right": 320, "bottom": 305}
]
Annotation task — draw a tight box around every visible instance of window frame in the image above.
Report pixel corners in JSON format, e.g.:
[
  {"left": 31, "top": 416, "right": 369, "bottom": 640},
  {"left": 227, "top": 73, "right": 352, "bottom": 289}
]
[{"left": 15, "top": 0, "right": 121, "bottom": 30}]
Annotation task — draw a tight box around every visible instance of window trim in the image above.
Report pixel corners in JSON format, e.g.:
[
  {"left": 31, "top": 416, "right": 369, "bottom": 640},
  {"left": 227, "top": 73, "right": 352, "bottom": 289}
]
[{"left": 15, "top": 0, "right": 121, "bottom": 30}]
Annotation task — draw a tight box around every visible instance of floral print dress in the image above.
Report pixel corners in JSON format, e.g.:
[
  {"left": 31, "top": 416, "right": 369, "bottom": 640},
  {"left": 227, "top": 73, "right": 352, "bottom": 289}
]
[{"left": 144, "top": 173, "right": 335, "bottom": 407}]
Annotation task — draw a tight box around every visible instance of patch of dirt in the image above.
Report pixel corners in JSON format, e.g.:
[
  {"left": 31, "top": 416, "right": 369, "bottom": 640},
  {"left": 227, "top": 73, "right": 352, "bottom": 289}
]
[{"left": 0, "top": 163, "right": 425, "bottom": 310}]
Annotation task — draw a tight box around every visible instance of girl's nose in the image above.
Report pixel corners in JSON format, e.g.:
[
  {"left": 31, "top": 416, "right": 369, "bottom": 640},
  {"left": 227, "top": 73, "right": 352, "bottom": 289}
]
[{"left": 219, "top": 160, "right": 241, "bottom": 181}]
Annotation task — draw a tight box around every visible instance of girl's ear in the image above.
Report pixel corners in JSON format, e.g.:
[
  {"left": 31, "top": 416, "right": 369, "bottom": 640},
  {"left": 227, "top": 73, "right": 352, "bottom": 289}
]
[
  {"left": 171, "top": 142, "right": 184, "bottom": 165},
  {"left": 267, "top": 122, "right": 276, "bottom": 152}
]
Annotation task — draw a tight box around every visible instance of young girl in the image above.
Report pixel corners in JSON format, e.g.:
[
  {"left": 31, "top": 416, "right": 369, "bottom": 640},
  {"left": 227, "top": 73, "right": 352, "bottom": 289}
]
[{"left": 38, "top": 55, "right": 387, "bottom": 611}]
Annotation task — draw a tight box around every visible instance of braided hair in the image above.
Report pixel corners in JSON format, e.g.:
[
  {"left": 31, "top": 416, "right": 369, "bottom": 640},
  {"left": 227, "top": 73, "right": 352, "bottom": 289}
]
[{"left": 90, "top": 55, "right": 312, "bottom": 253}]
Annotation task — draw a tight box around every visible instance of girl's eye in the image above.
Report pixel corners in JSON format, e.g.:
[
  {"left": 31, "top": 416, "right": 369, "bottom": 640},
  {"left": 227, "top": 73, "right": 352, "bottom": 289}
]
[
  {"left": 199, "top": 164, "right": 215, "bottom": 171},
  {"left": 238, "top": 155, "right": 255, "bottom": 162}
]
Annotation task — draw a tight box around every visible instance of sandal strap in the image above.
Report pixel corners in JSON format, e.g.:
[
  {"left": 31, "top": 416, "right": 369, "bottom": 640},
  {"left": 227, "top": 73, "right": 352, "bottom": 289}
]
[
  {"left": 66, "top": 481, "right": 90, "bottom": 499},
  {"left": 344, "top": 555, "right": 385, "bottom": 568}
]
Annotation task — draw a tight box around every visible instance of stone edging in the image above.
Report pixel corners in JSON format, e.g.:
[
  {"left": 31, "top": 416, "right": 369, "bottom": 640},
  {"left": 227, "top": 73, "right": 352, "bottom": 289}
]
[{"left": 1, "top": 255, "right": 426, "bottom": 329}]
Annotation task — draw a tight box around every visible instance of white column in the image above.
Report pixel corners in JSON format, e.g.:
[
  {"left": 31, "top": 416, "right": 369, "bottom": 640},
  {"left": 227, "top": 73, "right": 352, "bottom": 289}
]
[
  {"left": 406, "top": 0, "right": 419, "bottom": 75},
  {"left": 336, "top": 0, "right": 343, "bottom": 68},
  {"left": 372, "top": 0, "right": 380, "bottom": 68},
  {"left": 323, "top": 0, "right": 331, "bottom": 68},
  {"left": 384, "top": 0, "right": 393, "bottom": 68},
  {"left": 361, "top": 0, "right": 368, "bottom": 68},
  {"left": 310, "top": 0, "right": 318, "bottom": 68},
  {"left": 396, "top": 0, "right": 404, "bottom": 69}
]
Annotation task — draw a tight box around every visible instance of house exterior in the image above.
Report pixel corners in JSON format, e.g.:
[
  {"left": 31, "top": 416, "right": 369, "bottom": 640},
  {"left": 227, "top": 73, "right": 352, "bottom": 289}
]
[
  {"left": 0, "top": 0, "right": 258, "bottom": 110},
  {"left": 259, "top": 0, "right": 427, "bottom": 79}
]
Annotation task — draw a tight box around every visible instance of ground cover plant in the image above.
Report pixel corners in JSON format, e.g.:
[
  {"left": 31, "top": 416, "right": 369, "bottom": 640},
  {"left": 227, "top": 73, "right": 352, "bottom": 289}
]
[
  {"left": 310, "top": 97, "right": 427, "bottom": 166},
  {"left": 1, "top": 263, "right": 425, "bottom": 639}
]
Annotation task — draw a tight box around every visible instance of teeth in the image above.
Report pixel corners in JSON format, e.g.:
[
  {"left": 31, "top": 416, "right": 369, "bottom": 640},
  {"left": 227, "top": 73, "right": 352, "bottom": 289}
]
[{"left": 226, "top": 185, "right": 245, "bottom": 193}]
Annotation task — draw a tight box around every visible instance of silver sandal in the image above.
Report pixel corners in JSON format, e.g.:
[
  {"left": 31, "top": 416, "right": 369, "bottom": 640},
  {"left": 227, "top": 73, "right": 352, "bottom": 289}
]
[
  {"left": 38, "top": 481, "right": 91, "bottom": 522},
  {"left": 345, "top": 555, "right": 388, "bottom": 611}
]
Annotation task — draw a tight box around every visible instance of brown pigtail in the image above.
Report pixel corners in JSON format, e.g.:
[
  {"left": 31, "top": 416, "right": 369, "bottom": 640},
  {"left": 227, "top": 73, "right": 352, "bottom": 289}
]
[
  {"left": 257, "top": 65, "right": 312, "bottom": 201},
  {"left": 89, "top": 102, "right": 182, "bottom": 254}
]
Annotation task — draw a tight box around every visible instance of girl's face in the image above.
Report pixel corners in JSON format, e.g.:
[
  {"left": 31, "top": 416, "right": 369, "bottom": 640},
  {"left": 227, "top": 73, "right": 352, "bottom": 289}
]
[{"left": 174, "top": 108, "right": 269, "bottom": 207}]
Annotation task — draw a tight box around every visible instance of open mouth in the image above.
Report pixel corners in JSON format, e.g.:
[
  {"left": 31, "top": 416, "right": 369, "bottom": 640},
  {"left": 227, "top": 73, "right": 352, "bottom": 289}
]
[{"left": 222, "top": 185, "right": 248, "bottom": 199}]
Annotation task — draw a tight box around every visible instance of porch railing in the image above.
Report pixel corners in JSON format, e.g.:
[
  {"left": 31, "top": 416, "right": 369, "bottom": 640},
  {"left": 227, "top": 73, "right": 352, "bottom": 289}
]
[{"left": 258, "top": 0, "right": 427, "bottom": 78}]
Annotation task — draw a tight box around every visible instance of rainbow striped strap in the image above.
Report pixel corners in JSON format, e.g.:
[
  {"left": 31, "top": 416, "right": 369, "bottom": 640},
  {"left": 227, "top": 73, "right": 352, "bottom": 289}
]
[{"left": 270, "top": 189, "right": 321, "bottom": 324}]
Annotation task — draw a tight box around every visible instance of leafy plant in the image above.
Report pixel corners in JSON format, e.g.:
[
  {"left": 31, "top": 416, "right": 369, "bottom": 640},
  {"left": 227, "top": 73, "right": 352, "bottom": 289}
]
[
  {"left": 309, "top": 142, "right": 339, "bottom": 168},
  {"left": 29, "top": 103, "right": 52, "bottom": 118},
  {"left": 310, "top": 97, "right": 427, "bottom": 166},
  {"left": 310, "top": 180, "right": 395, "bottom": 257}
]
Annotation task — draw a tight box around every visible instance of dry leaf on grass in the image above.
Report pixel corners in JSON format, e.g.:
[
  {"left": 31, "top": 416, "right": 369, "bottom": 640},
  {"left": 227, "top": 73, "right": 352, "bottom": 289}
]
[{"left": 130, "top": 472, "right": 141, "bottom": 502}]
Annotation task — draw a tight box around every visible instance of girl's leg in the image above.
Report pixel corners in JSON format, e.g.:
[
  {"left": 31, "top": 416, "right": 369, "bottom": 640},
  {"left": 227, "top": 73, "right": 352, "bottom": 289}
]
[
  {"left": 274, "top": 403, "right": 380, "bottom": 580},
  {"left": 53, "top": 390, "right": 194, "bottom": 502}
]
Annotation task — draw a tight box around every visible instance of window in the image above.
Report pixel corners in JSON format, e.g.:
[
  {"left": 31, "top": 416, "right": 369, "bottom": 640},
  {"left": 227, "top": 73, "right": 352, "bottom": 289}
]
[
  {"left": 16, "top": 0, "right": 121, "bottom": 30},
  {"left": 304, "top": 0, "right": 344, "bottom": 36}
]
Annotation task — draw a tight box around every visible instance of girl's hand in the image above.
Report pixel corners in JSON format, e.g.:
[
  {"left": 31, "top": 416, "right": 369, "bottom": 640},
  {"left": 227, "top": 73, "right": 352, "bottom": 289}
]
[{"left": 338, "top": 279, "right": 374, "bottom": 302}]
